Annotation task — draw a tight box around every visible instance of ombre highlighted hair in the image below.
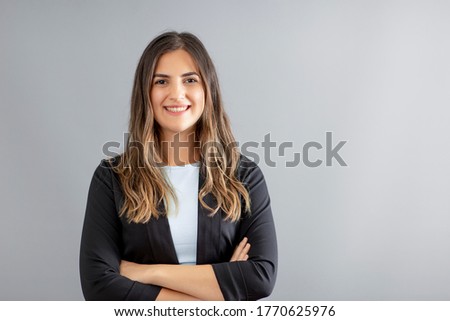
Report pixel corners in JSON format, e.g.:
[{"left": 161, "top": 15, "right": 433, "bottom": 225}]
[{"left": 110, "top": 31, "right": 251, "bottom": 224}]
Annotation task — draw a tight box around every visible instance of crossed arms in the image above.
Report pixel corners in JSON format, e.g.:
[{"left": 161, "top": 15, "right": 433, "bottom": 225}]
[{"left": 119, "top": 237, "right": 251, "bottom": 300}]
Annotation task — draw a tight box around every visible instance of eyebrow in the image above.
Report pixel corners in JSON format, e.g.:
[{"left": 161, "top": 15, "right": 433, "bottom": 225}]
[{"left": 153, "top": 72, "right": 200, "bottom": 78}]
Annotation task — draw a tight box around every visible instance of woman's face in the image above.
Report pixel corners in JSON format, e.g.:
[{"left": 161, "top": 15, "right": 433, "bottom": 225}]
[{"left": 150, "top": 49, "right": 205, "bottom": 140}]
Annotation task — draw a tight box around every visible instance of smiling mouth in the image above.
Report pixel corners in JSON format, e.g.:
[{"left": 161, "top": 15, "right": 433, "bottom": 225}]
[{"left": 164, "top": 105, "right": 190, "bottom": 113}]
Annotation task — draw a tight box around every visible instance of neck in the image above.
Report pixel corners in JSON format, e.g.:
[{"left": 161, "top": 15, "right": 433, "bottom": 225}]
[{"left": 160, "top": 131, "right": 200, "bottom": 166}]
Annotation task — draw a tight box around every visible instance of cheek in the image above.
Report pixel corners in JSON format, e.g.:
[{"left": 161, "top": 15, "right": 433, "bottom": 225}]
[
  {"left": 150, "top": 89, "right": 163, "bottom": 106},
  {"left": 192, "top": 88, "right": 205, "bottom": 108}
]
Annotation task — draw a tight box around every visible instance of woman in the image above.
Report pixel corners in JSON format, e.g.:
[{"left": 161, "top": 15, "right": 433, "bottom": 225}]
[{"left": 79, "top": 31, "right": 277, "bottom": 301}]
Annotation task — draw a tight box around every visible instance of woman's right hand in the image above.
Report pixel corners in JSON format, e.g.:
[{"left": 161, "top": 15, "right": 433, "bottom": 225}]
[{"left": 230, "top": 237, "right": 251, "bottom": 262}]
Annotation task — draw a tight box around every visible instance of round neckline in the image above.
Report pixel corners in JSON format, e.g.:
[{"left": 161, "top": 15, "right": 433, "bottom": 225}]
[{"left": 162, "top": 161, "right": 201, "bottom": 169}]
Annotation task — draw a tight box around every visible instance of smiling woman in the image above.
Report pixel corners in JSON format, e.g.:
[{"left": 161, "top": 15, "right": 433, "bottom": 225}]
[
  {"left": 79, "top": 31, "right": 278, "bottom": 301},
  {"left": 151, "top": 49, "right": 205, "bottom": 142}
]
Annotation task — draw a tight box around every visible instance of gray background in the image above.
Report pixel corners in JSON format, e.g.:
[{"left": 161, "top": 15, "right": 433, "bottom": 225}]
[{"left": 1, "top": 0, "right": 449, "bottom": 300}]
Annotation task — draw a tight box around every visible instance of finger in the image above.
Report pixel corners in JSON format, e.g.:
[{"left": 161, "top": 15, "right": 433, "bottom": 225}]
[
  {"left": 242, "top": 243, "right": 251, "bottom": 254},
  {"left": 230, "top": 237, "right": 248, "bottom": 261},
  {"left": 230, "top": 251, "right": 238, "bottom": 262},
  {"left": 236, "top": 237, "right": 248, "bottom": 251},
  {"left": 236, "top": 243, "right": 250, "bottom": 259},
  {"left": 237, "top": 254, "right": 249, "bottom": 262},
  {"left": 238, "top": 243, "right": 251, "bottom": 260}
]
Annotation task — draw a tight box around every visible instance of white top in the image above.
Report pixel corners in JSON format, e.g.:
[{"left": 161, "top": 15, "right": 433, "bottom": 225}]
[{"left": 162, "top": 162, "right": 200, "bottom": 265}]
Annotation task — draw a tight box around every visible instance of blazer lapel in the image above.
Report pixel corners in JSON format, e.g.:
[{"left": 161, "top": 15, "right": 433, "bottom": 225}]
[
  {"left": 196, "top": 165, "right": 222, "bottom": 264},
  {"left": 145, "top": 203, "right": 179, "bottom": 264}
]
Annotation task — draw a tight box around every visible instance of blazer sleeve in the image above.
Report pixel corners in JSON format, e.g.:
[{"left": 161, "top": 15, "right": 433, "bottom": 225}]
[
  {"left": 79, "top": 161, "right": 162, "bottom": 300},
  {"left": 211, "top": 160, "right": 278, "bottom": 300}
]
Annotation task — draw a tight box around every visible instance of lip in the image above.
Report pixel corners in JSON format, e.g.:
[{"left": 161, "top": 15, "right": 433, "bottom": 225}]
[{"left": 163, "top": 105, "right": 191, "bottom": 115}]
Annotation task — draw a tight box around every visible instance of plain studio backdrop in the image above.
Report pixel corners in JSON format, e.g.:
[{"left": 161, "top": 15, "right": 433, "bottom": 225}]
[{"left": 1, "top": 0, "right": 449, "bottom": 300}]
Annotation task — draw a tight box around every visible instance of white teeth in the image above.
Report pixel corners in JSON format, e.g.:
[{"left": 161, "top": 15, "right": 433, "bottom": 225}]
[{"left": 165, "top": 106, "right": 189, "bottom": 112}]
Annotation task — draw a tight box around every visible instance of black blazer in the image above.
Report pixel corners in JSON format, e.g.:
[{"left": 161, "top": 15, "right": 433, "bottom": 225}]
[{"left": 79, "top": 155, "right": 277, "bottom": 300}]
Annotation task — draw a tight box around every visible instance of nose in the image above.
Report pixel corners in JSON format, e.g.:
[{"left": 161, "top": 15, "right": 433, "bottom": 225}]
[{"left": 169, "top": 80, "right": 186, "bottom": 101}]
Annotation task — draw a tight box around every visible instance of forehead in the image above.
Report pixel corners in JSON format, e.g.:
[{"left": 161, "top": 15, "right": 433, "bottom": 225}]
[{"left": 154, "top": 49, "right": 199, "bottom": 74}]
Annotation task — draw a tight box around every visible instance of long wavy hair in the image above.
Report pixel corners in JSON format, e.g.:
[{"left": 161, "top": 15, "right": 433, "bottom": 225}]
[{"left": 110, "top": 31, "right": 251, "bottom": 224}]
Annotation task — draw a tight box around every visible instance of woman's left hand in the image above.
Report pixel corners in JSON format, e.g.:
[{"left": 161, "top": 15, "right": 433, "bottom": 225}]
[{"left": 230, "top": 237, "right": 251, "bottom": 262}]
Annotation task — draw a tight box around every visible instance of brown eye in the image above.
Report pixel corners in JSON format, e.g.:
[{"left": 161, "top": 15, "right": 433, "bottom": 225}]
[
  {"left": 154, "top": 79, "right": 166, "bottom": 85},
  {"left": 185, "top": 78, "right": 198, "bottom": 84}
]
